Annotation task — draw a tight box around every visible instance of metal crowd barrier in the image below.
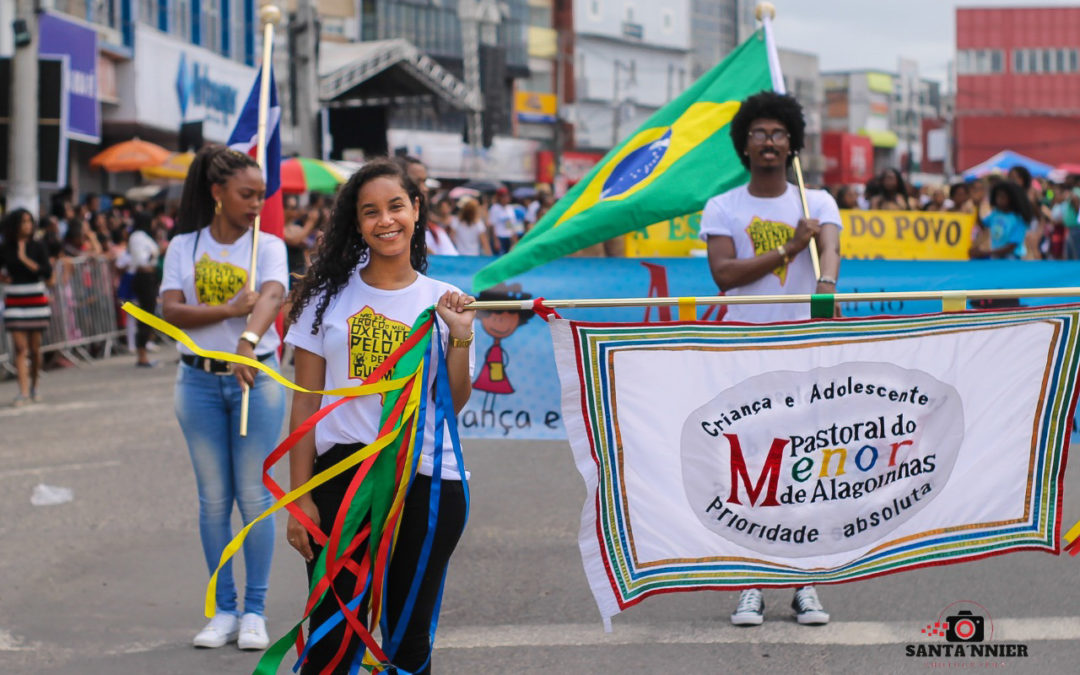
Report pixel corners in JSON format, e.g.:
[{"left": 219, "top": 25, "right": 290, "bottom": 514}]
[{"left": 0, "top": 255, "right": 124, "bottom": 374}]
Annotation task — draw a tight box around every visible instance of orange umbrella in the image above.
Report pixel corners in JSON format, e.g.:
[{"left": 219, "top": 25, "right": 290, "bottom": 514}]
[
  {"left": 90, "top": 139, "right": 172, "bottom": 172},
  {"left": 141, "top": 151, "right": 196, "bottom": 180}
]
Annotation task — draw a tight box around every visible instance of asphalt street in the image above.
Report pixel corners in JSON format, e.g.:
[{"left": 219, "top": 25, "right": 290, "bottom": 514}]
[{"left": 2, "top": 355, "right": 1079, "bottom": 674}]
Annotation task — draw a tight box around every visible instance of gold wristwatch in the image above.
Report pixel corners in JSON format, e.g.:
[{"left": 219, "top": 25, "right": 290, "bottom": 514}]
[{"left": 239, "top": 331, "right": 261, "bottom": 348}]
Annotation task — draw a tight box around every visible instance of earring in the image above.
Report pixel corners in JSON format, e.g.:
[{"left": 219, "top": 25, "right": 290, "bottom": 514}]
[{"left": 214, "top": 201, "right": 222, "bottom": 215}]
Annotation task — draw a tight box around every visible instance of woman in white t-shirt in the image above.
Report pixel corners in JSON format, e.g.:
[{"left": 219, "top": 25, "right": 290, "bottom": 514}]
[
  {"left": 160, "top": 145, "right": 289, "bottom": 651},
  {"left": 284, "top": 158, "right": 476, "bottom": 674},
  {"left": 450, "top": 197, "right": 492, "bottom": 256}
]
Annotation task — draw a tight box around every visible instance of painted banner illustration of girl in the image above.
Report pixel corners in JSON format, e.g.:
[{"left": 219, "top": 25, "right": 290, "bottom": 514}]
[{"left": 473, "top": 283, "right": 535, "bottom": 412}]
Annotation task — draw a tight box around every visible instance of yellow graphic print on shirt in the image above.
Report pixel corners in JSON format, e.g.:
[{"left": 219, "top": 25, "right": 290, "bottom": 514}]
[
  {"left": 347, "top": 306, "right": 411, "bottom": 381},
  {"left": 745, "top": 217, "right": 795, "bottom": 285},
  {"left": 194, "top": 253, "right": 248, "bottom": 306}
]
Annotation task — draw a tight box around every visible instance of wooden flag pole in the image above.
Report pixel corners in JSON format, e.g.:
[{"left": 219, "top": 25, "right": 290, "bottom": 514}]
[
  {"left": 240, "top": 4, "right": 280, "bottom": 438},
  {"left": 758, "top": 1, "right": 821, "bottom": 279},
  {"left": 464, "top": 287, "right": 1080, "bottom": 312}
]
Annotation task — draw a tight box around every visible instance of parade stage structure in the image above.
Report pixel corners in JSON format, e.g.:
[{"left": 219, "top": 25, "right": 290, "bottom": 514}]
[{"left": 319, "top": 39, "right": 481, "bottom": 159}]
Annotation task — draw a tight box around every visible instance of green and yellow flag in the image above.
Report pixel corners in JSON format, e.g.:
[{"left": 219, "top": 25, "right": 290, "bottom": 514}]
[{"left": 472, "top": 30, "right": 773, "bottom": 292}]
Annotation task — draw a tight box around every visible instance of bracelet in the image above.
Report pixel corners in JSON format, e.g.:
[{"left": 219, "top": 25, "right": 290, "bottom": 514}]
[
  {"left": 817, "top": 276, "right": 838, "bottom": 286},
  {"left": 775, "top": 244, "right": 790, "bottom": 265},
  {"left": 449, "top": 332, "right": 474, "bottom": 349},
  {"left": 239, "top": 330, "right": 261, "bottom": 347}
]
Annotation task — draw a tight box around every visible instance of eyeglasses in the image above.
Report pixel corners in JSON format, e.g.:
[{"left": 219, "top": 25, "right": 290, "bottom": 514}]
[{"left": 747, "top": 129, "right": 790, "bottom": 144}]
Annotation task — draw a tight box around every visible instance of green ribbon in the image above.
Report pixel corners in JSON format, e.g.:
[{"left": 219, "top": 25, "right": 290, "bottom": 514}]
[{"left": 810, "top": 293, "right": 835, "bottom": 319}]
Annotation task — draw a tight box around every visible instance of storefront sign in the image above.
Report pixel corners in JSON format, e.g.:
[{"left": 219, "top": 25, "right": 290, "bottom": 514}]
[
  {"left": 823, "top": 131, "right": 873, "bottom": 185},
  {"left": 127, "top": 25, "right": 256, "bottom": 142},
  {"left": 38, "top": 11, "right": 99, "bottom": 143},
  {"left": 515, "top": 91, "right": 557, "bottom": 124}
]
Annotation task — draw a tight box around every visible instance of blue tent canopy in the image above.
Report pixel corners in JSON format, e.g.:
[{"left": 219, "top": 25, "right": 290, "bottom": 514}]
[{"left": 962, "top": 150, "right": 1054, "bottom": 180}]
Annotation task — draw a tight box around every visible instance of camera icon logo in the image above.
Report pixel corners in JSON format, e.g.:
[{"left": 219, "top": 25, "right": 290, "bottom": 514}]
[{"left": 945, "top": 610, "right": 984, "bottom": 643}]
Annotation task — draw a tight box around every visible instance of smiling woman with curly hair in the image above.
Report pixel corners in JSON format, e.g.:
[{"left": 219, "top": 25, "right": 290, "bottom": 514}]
[{"left": 284, "top": 158, "right": 477, "bottom": 674}]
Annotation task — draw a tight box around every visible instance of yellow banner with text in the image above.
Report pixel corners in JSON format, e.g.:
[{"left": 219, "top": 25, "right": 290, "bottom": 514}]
[{"left": 624, "top": 209, "right": 976, "bottom": 260}]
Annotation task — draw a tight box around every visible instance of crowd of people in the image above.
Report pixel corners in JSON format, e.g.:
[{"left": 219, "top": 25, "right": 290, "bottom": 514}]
[
  {"left": 4, "top": 151, "right": 1080, "bottom": 406},
  {"left": 826, "top": 164, "right": 1080, "bottom": 261},
  {"left": 280, "top": 157, "right": 556, "bottom": 282}
]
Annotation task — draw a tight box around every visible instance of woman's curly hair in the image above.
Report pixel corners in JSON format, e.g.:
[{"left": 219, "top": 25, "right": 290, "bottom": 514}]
[
  {"left": 288, "top": 158, "right": 428, "bottom": 334},
  {"left": 730, "top": 90, "right": 806, "bottom": 170}
]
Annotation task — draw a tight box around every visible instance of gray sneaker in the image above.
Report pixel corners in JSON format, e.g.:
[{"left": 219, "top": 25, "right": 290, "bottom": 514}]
[
  {"left": 731, "top": 588, "right": 764, "bottom": 626},
  {"left": 792, "top": 586, "right": 830, "bottom": 625}
]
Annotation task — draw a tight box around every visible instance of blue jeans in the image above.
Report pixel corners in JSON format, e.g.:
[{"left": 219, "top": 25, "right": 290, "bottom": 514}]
[
  {"left": 174, "top": 357, "right": 286, "bottom": 616},
  {"left": 1067, "top": 227, "right": 1080, "bottom": 260}
]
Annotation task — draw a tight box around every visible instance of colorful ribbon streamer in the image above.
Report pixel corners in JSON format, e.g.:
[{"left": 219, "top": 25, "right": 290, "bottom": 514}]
[{"left": 123, "top": 303, "right": 464, "bottom": 674}]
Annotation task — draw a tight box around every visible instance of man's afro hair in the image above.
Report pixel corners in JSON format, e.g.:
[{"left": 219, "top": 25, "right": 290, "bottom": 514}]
[{"left": 730, "top": 91, "right": 806, "bottom": 170}]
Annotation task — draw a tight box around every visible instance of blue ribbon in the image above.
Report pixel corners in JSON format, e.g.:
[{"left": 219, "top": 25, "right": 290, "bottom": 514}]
[{"left": 381, "top": 320, "right": 471, "bottom": 674}]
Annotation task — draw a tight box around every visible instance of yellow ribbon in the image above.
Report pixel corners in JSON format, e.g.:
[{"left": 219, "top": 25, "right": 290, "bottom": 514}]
[
  {"left": 1065, "top": 519, "right": 1080, "bottom": 544},
  {"left": 203, "top": 368, "right": 427, "bottom": 617},
  {"left": 941, "top": 292, "right": 967, "bottom": 313},
  {"left": 122, "top": 302, "right": 410, "bottom": 397},
  {"left": 678, "top": 297, "right": 697, "bottom": 321}
]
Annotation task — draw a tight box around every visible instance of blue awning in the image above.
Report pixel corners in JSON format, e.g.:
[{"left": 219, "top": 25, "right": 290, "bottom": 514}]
[{"left": 961, "top": 150, "right": 1054, "bottom": 180}]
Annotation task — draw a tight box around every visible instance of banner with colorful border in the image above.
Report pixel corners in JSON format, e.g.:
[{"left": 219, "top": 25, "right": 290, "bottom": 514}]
[{"left": 550, "top": 306, "right": 1080, "bottom": 620}]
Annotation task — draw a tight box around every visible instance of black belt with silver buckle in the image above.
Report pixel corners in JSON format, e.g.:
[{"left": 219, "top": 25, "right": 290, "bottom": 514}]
[{"left": 181, "top": 351, "right": 273, "bottom": 374}]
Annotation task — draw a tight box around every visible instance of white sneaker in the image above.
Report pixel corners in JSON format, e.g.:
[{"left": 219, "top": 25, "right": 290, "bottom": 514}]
[
  {"left": 236, "top": 613, "right": 269, "bottom": 650},
  {"left": 193, "top": 612, "right": 239, "bottom": 648},
  {"left": 731, "top": 588, "right": 765, "bottom": 626},
  {"left": 792, "top": 586, "right": 830, "bottom": 625}
]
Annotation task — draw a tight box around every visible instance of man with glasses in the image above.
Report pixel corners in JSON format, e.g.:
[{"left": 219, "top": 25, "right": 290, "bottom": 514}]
[{"left": 700, "top": 90, "right": 842, "bottom": 626}]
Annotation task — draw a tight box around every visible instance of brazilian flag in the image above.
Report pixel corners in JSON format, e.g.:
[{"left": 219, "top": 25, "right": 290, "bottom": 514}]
[{"left": 472, "top": 30, "right": 773, "bottom": 292}]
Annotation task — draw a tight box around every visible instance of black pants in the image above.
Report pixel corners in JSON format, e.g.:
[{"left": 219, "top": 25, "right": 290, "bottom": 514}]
[
  {"left": 132, "top": 270, "right": 158, "bottom": 350},
  {"left": 301, "top": 443, "right": 467, "bottom": 675}
]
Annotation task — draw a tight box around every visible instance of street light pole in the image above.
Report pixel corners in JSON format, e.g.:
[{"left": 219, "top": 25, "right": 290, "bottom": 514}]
[
  {"left": 8, "top": 0, "right": 39, "bottom": 214},
  {"left": 292, "top": 0, "right": 320, "bottom": 158},
  {"left": 611, "top": 60, "right": 634, "bottom": 148}
]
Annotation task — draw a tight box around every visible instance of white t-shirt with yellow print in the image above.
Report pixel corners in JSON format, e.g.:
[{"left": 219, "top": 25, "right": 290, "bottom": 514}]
[
  {"left": 161, "top": 226, "right": 289, "bottom": 356},
  {"left": 699, "top": 183, "right": 842, "bottom": 324},
  {"left": 284, "top": 272, "right": 476, "bottom": 480}
]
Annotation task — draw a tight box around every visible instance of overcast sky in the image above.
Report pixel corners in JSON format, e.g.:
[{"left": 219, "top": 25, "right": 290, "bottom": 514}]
[{"left": 767, "top": 0, "right": 1077, "bottom": 86}]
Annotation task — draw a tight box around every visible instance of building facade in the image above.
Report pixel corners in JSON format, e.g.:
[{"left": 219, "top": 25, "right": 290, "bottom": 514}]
[
  {"left": 689, "top": 0, "right": 739, "bottom": 81},
  {"left": 778, "top": 47, "right": 823, "bottom": 187},
  {"left": 570, "top": 0, "right": 692, "bottom": 151},
  {"left": 735, "top": 0, "right": 756, "bottom": 43},
  {"left": 1, "top": 1, "right": 260, "bottom": 195},
  {"left": 822, "top": 68, "right": 941, "bottom": 178},
  {"left": 955, "top": 6, "right": 1080, "bottom": 171}
]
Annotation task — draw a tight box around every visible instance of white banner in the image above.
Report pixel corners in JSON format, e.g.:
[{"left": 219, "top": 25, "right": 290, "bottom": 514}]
[{"left": 552, "top": 306, "right": 1080, "bottom": 620}]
